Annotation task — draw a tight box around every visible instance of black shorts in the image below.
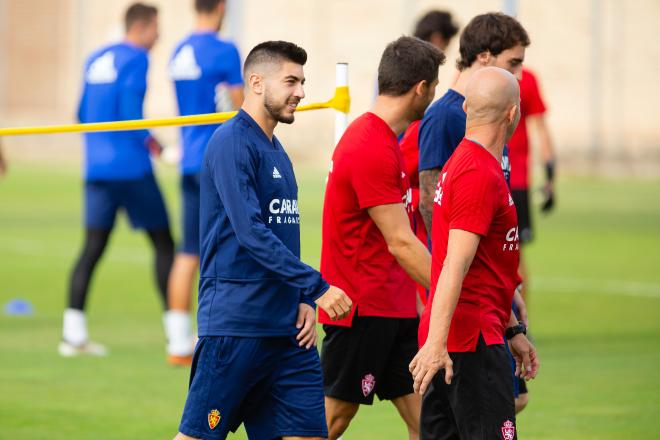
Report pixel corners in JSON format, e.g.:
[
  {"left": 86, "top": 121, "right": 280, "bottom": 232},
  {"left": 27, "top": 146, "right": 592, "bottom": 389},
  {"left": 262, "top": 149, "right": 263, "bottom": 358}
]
[
  {"left": 321, "top": 315, "right": 418, "bottom": 405},
  {"left": 511, "top": 189, "right": 533, "bottom": 244},
  {"left": 421, "top": 335, "right": 517, "bottom": 440}
]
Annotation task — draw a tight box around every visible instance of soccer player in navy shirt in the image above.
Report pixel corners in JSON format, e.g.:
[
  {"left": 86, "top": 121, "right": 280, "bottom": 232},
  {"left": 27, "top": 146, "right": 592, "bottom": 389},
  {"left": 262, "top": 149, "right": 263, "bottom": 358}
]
[
  {"left": 175, "top": 41, "right": 352, "bottom": 440},
  {"left": 60, "top": 3, "right": 174, "bottom": 356},
  {"left": 417, "top": 12, "right": 530, "bottom": 235},
  {"left": 165, "top": 0, "right": 244, "bottom": 366}
]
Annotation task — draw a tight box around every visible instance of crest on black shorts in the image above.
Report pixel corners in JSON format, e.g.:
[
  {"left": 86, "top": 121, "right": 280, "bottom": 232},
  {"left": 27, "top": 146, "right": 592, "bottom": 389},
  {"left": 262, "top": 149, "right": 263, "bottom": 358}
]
[
  {"left": 361, "top": 374, "right": 375, "bottom": 397},
  {"left": 501, "top": 420, "right": 515, "bottom": 440}
]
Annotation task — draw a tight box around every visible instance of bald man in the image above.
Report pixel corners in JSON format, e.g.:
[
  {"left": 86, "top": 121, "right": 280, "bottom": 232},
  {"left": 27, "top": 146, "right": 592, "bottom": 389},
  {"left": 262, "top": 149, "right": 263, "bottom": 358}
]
[
  {"left": 410, "top": 67, "right": 539, "bottom": 440},
  {"left": 174, "top": 41, "right": 351, "bottom": 440}
]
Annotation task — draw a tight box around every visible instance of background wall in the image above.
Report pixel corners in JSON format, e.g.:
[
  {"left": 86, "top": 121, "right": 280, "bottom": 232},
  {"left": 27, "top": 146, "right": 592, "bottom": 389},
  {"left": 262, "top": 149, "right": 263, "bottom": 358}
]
[{"left": 1, "top": 0, "right": 658, "bottom": 172}]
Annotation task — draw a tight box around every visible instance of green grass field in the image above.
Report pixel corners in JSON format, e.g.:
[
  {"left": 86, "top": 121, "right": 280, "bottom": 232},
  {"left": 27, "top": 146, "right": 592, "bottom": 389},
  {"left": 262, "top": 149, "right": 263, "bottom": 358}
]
[{"left": 1, "top": 160, "right": 659, "bottom": 439}]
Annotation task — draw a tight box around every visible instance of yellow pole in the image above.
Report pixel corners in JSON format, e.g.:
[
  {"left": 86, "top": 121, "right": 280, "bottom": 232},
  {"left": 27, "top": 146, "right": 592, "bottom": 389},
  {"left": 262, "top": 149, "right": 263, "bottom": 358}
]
[{"left": 0, "top": 86, "right": 350, "bottom": 137}]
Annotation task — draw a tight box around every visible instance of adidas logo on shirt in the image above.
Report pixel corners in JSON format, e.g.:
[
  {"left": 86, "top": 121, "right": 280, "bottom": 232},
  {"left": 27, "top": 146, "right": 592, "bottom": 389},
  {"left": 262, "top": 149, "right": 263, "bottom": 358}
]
[
  {"left": 169, "top": 45, "right": 201, "bottom": 80},
  {"left": 272, "top": 167, "right": 282, "bottom": 179},
  {"left": 86, "top": 52, "right": 117, "bottom": 84}
]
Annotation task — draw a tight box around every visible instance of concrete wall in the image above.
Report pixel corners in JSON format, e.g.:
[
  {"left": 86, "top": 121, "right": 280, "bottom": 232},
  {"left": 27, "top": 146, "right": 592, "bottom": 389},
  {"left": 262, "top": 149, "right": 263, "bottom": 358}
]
[{"left": 1, "top": 0, "right": 659, "bottom": 168}]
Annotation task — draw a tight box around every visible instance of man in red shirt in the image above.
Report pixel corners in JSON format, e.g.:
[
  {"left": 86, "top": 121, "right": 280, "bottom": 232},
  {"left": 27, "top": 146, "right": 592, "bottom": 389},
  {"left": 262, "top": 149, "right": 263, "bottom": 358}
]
[
  {"left": 320, "top": 37, "right": 445, "bottom": 440},
  {"left": 410, "top": 67, "right": 539, "bottom": 440}
]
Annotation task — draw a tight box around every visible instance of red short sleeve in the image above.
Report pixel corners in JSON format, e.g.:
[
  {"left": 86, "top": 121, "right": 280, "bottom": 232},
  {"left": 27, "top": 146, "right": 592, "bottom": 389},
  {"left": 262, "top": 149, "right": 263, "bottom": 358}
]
[
  {"left": 351, "top": 144, "right": 403, "bottom": 209},
  {"left": 448, "top": 168, "right": 498, "bottom": 236},
  {"left": 522, "top": 70, "right": 547, "bottom": 117}
]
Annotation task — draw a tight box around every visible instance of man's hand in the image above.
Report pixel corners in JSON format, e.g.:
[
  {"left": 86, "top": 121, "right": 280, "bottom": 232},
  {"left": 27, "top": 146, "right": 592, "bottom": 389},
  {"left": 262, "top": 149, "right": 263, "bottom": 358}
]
[
  {"left": 540, "top": 182, "right": 555, "bottom": 213},
  {"left": 146, "top": 136, "right": 164, "bottom": 157},
  {"left": 512, "top": 285, "right": 528, "bottom": 328},
  {"left": 508, "top": 334, "right": 540, "bottom": 380},
  {"left": 0, "top": 145, "right": 7, "bottom": 177},
  {"left": 315, "top": 286, "right": 352, "bottom": 321},
  {"left": 295, "top": 303, "right": 317, "bottom": 349},
  {"left": 409, "top": 342, "right": 453, "bottom": 395}
]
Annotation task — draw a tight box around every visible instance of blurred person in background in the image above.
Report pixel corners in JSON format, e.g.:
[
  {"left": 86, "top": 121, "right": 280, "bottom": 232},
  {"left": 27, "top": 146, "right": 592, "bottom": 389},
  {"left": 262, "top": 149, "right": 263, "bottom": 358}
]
[
  {"left": 507, "top": 66, "right": 556, "bottom": 413},
  {"left": 60, "top": 3, "right": 174, "bottom": 357},
  {"left": 165, "top": 0, "right": 244, "bottom": 366},
  {"left": 413, "top": 10, "right": 459, "bottom": 52}
]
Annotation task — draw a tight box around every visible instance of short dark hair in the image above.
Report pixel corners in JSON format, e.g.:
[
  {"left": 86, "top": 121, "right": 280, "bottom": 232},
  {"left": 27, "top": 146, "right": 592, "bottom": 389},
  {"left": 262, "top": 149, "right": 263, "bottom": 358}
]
[
  {"left": 378, "top": 36, "right": 445, "bottom": 97},
  {"left": 414, "top": 10, "right": 459, "bottom": 43},
  {"left": 124, "top": 3, "right": 157, "bottom": 32},
  {"left": 244, "top": 41, "right": 307, "bottom": 75},
  {"left": 457, "top": 12, "right": 530, "bottom": 71},
  {"left": 195, "top": 0, "right": 224, "bottom": 13}
]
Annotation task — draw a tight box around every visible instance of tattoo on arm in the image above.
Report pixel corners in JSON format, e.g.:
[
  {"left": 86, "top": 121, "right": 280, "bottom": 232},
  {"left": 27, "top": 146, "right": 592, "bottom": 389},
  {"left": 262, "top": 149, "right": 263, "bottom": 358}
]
[{"left": 419, "top": 168, "right": 442, "bottom": 235}]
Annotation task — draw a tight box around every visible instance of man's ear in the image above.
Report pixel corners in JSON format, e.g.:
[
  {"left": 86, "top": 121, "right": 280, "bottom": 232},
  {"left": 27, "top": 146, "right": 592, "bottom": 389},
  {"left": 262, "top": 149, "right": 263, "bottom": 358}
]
[
  {"left": 248, "top": 73, "right": 264, "bottom": 95},
  {"left": 508, "top": 104, "right": 518, "bottom": 123},
  {"left": 477, "top": 51, "right": 492, "bottom": 66},
  {"left": 415, "top": 80, "right": 428, "bottom": 97}
]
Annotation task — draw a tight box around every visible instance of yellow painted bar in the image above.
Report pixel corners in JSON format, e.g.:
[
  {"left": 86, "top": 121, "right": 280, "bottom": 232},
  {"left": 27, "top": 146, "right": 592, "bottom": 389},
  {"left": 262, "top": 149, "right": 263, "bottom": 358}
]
[{"left": 0, "top": 86, "right": 350, "bottom": 137}]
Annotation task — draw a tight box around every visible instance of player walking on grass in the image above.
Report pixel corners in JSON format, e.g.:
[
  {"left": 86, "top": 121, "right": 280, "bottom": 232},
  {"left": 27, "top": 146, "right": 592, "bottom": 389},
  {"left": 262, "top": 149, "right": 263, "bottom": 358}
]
[
  {"left": 175, "top": 41, "right": 351, "bottom": 440},
  {"left": 411, "top": 67, "right": 540, "bottom": 440},
  {"left": 165, "top": 0, "right": 244, "bottom": 366},
  {"left": 60, "top": 3, "right": 174, "bottom": 356},
  {"left": 320, "top": 37, "right": 444, "bottom": 440}
]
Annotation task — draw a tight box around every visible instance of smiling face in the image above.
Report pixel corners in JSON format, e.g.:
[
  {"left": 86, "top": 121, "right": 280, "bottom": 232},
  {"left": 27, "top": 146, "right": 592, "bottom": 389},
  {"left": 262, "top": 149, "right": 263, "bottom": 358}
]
[{"left": 262, "top": 61, "right": 305, "bottom": 124}]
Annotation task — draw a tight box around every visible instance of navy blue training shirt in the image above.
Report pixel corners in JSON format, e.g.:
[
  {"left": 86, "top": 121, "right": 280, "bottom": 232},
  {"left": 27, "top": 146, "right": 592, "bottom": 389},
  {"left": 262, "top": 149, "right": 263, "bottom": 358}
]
[
  {"left": 169, "top": 32, "right": 243, "bottom": 175},
  {"left": 418, "top": 88, "right": 510, "bottom": 183},
  {"left": 197, "top": 109, "right": 329, "bottom": 337},
  {"left": 78, "top": 42, "right": 153, "bottom": 181}
]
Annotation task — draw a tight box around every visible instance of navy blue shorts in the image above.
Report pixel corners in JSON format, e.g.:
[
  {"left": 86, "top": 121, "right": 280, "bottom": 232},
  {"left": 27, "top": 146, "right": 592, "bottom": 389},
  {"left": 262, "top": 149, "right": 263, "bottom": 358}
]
[
  {"left": 180, "top": 173, "right": 200, "bottom": 255},
  {"left": 85, "top": 175, "right": 169, "bottom": 231},
  {"left": 179, "top": 336, "right": 327, "bottom": 439}
]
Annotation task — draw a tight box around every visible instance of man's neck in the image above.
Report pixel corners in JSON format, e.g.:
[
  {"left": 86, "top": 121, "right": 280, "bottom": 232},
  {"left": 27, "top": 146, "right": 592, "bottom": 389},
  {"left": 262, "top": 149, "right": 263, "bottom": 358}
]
[
  {"left": 452, "top": 64, "right": 482, "bottom": 96},
  {"left": 124, "top": 34, "right": 145, "bottom": 50},
  {"left": 241, "top": 100, "right": 277, "bottom": 141},
  {"left": 195, "top": 15, "right": 220, "bottom": 33},
  {"left": 371, "top": 95, "right": 413, "bottom": 136},
  {"left": 464, "top": 123, "right": 507, "bottom": 161}
]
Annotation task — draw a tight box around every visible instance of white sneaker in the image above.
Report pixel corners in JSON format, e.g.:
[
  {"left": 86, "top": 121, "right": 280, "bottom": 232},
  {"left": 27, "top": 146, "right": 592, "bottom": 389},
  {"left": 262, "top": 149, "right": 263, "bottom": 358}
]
[{"left": 58, "top": 340, "right": 108, "bottom": 357}]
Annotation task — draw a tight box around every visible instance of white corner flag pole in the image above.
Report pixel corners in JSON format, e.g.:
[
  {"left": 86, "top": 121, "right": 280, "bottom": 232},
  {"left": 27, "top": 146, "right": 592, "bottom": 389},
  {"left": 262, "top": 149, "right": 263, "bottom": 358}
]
[{"left": 334, "top": 63, "right": 349, "bottom": 146}]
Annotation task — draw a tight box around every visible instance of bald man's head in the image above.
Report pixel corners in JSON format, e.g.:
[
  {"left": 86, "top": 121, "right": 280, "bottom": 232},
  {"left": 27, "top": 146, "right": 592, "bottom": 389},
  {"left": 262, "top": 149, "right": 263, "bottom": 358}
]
[{"left": 464, "top": 66, "right": 521, "bottom": 140}]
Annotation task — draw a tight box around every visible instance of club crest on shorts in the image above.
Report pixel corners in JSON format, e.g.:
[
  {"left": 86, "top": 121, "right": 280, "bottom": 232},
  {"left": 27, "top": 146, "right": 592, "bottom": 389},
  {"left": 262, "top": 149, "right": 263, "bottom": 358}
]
[
  {"left": 208, "top": 409, "right": 221, "bottom": 430},
  {"left": 361, "top": 373, "right": 375, "bottom": 397},
  {"left": 501, "top": 419, "right": 516, "bottom": 440}
]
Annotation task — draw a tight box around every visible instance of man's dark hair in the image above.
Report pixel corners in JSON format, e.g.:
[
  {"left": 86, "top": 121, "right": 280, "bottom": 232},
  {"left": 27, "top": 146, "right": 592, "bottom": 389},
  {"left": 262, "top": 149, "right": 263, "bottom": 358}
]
[
  {"left": 378, "top": 36, "right": 445, "bottom": 97},
  {"left": 244, "top": 41, "right": 307, "bottom": 75},
  {"left": 124, "top": 3, "right": 157, "bottom": 31},
  {"left": 457, "top": 12, "right": 530, "bottom": 71},
  {"left": 195, "top": 0, "right": 224, "bottom": 13},
  {"left": 414, "top": 10, "right": 459, "bottom": 43}
]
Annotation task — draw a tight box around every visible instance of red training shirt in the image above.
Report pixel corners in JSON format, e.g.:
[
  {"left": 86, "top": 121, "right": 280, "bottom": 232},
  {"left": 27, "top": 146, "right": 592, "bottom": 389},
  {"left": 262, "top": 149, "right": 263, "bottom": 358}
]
[
  {"left": 319, "top": 112, "right": 416, "bottom": 327},
  {"left": 418, "top": 139, "right": 520, "bottom": 352},
  {"left": 508, "top": 68, "right": 547, "bottom": 190}
]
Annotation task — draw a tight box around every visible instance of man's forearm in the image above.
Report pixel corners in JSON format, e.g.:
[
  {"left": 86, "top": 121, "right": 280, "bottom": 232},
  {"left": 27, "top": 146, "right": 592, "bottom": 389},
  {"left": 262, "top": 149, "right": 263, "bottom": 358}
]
[
  {"left": 419, "top": 168, "right": 442, "bottom": 235},
  {"left": 425, "top": 260, "right": 464, "bottom": 346},
  {"left": 390, "top": 237, "right": 431, "bottom": 289}
]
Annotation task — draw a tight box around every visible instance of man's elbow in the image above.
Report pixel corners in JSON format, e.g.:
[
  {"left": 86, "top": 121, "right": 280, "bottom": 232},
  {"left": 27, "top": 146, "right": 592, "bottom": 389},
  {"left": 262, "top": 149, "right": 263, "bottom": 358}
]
[{"left": 386, "top": 234, "right": 414, "bottom": 259}]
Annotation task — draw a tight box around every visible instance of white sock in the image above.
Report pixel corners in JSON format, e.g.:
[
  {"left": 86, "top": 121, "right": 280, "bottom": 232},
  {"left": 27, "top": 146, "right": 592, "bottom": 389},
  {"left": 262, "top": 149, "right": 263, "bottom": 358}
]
[
  {"left": 62, "top": 308, "right": 88, "bottom": 347},
  {"left": 164, "top": 310, "right": 194, "bottom": 356}
]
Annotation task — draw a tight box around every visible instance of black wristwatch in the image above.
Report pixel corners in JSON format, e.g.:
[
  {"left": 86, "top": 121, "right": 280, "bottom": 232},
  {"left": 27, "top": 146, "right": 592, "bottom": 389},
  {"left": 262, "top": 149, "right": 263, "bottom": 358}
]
[{"left": 505, "top": 322, "right": 527, "bottom": 340}]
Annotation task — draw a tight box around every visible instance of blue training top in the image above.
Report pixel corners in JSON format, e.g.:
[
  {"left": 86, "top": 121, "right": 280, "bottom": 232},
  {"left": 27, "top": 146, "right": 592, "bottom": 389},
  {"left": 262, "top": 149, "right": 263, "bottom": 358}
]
[
  {"left": 169, "top": 32, "right": 243, "bottom": 175},
  {"left": 418, "top": 88, "right": 510, "bottom": 183},
  {"left": 197, "top": 109, "right": 329, "bottom": 337},
  {"left": 78, "top": 42, "right": 153, "bottom": 181}
]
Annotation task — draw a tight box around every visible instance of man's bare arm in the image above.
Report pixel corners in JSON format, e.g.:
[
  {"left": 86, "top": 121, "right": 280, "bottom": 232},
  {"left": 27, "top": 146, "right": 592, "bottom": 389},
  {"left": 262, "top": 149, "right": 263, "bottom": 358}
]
[
  {"left": 419, "top": 167, "right": 442, "bottom": 235},
  {"left": 368, "top": 203, "right": 431, "bottom": 289},
  {"left": 409, "top": 229, "right": 480, "bottom": 393}
]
